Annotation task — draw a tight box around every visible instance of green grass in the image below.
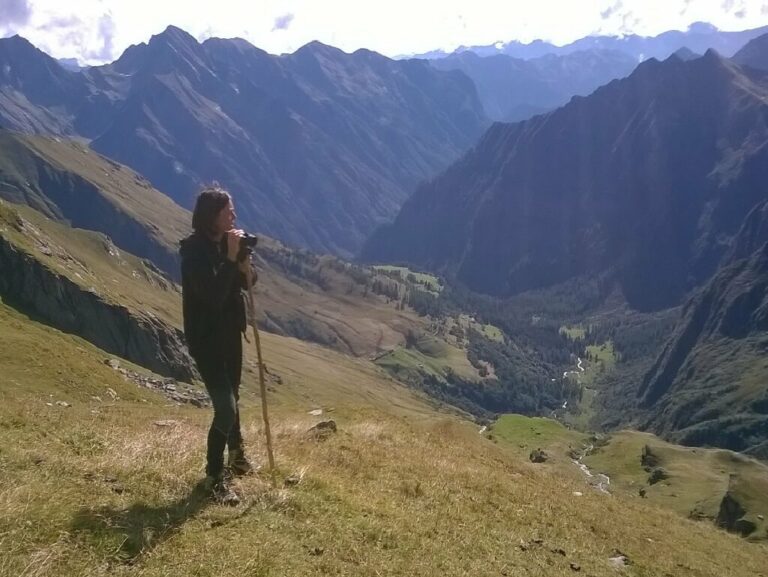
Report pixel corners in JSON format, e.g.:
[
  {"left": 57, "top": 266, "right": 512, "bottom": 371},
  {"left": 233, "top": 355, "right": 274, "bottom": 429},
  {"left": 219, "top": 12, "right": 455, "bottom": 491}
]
[
  {"left": 583, "top": 431, "right": 768, "bottom": 540},
  {"left": 375, "top": 337, "right": 480, "bottom": 384},
  {"left": 585, "top": 342, "right": 617, "bottom": 366},
  {"left": 0, "top": 201, "right": 182, "bottom": 325},
  {"left": 559, "top": 325, "right": 586, "bottom": 341},
  {"left": 373, "top": 265, "right": 442, "bottom": 295},
  {"left": 490, "top": 414, "right": 585, "bottom": 449}
]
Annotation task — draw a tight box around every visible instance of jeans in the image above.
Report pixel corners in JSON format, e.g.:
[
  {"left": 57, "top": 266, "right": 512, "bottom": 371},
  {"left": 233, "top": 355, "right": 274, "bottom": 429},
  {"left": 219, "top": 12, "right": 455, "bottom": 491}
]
[{"left": 193, "top": 334, "right": 243, "bottom": 478}]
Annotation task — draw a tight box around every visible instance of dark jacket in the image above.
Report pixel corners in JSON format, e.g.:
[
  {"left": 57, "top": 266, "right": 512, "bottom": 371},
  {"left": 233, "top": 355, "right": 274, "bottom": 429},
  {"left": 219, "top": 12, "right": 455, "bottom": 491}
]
[{"left": 180, "top": 232, "right": 247, "bottom": 360}]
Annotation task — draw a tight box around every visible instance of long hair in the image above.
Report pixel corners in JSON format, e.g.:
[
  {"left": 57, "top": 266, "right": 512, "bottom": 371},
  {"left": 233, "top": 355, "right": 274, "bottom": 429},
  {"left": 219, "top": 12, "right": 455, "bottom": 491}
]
[{"left": 192, "top": 184, "right": 231, "bottom": 235}]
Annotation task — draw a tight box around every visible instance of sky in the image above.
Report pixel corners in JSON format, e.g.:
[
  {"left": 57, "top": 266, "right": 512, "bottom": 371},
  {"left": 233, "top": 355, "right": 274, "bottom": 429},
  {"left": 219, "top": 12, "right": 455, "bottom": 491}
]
[{"left": 1, "top": 0, "right": 768, "bottom": 64}]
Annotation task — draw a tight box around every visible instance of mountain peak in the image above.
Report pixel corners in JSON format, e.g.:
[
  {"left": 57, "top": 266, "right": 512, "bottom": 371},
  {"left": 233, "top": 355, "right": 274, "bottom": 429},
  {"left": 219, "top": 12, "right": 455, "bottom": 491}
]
[
  {"left": 148, "top": 25, "right": 199, "bottom": 50},
  {"left": 293, "top": 40, "right": 344, "bottom": 57},
  {"left": 670, "top": 47, "right": 700, "bottom": 61}
]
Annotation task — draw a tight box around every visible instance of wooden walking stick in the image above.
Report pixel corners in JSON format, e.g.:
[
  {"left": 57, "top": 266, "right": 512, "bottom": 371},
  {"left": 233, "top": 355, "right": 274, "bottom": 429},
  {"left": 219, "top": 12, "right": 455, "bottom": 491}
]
[{"left": 244, "top": 262, "right": 277, "bottom": 488}]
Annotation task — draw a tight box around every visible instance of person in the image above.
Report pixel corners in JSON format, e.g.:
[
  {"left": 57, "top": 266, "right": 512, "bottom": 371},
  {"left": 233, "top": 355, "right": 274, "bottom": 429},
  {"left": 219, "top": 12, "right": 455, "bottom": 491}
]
[{"left": 180, "top": 185, "right": 255, "bottom": 505}]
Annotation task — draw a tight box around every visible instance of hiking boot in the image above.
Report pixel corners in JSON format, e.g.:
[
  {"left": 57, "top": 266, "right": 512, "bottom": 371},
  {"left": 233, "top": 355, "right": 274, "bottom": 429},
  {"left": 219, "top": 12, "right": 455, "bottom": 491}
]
[
  {"left": 205, "top": 474, "right": 240, "bottom": 506},
  {"left": 228, "top": 448, "right": 256, "bottom": 476}
]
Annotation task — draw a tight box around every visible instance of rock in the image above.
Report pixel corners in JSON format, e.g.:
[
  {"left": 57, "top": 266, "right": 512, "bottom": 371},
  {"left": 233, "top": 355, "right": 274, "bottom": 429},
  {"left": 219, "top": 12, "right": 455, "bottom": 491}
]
[
  {"left": 570, "top": 562, "right": 581, "bottom": 572},
  {"left": 91, "top": 396, "right": 102, "bottom": 403},
  {"left": 573, "top": 491, "right": 583, "bottom": 497},
  {"left": 284, "top": 474, "right": 302, "bottom": 487},
  {"left": 309, "top": 547, "right": 324, "bottom": 556},
  {"left": 551, "top": 547, "right": 567, "bottom": 556},
  {"left": 32, "top": 456, "right": 45, "bottom": 465},
  {"left": 153, "top": 420, "right": 179, "bottom": 427},
  {"left": 106, "top": 358, "right": 121, "bottom": 369},
  {"left": 105, "top": 387, "right": 119, "bottom": 401},
  {"left": 308, "top": 409, "right": 323, "bottom": 416},
  {"left": 307, "top": 420, "right": 337, "bottom": 440},
  {"left": 111, "top": 484, "right": 125, "bottom": 494},
  {"left": 55, "top": 401, "right": 71, "bottom": 408},
  {"left": 758, "top": 514, "right": 764, "bottom": 521},
  {"left": 648, "top": 467, "right": 668, "bottom": 485},
  {"left": 529, "top": 448, "right": 548, "bottom": 463},
  {"left": 639, "top": 487, "right": 647, "bottom": 498},
  {"left": 609, "top": 554, "right": 630, "bottom": 568}
]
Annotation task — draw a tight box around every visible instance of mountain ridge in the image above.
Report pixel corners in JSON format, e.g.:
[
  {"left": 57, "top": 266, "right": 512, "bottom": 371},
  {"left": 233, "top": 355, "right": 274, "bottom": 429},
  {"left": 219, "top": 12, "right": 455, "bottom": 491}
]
[
  {"left": 362, "top": 47, "right": 768, "bottom": 312},
  {"left": 0, "top": 27, "right": 488, "bottom": 257}
]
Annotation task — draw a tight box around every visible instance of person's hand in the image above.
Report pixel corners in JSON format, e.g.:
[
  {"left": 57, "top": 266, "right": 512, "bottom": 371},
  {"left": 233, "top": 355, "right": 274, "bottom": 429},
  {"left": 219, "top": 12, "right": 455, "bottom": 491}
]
[{"left": 226, "top": 229, "right": 244, "bottom": 262}]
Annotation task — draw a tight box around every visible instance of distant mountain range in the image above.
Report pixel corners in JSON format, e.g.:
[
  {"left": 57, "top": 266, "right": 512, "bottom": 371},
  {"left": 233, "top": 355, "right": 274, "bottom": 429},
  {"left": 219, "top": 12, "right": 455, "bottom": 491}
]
[
  {"left": 409, "top": 22, "right": 768, "bottom": 61},
  {"left": 417, "top": 22, "right": 768, "bottom": 122},
  {"left": 429, "top": 49, "right": 639, "bottom": 122},
  {"left": 0, "top": 26, "right": 487, "bottom": 257}
]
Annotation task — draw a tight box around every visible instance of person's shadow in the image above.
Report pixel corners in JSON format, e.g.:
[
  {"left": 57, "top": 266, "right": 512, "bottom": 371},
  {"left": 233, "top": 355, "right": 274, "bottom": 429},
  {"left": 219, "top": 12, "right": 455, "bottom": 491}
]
[{"left": 70, "top": 479, "right": 211, "bottom": 563}]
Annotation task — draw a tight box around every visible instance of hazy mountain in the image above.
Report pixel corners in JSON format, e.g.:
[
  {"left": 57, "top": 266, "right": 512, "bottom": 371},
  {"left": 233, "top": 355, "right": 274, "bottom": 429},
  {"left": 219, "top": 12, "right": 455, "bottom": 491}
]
[
  {"left": 413, "top": 22, "right": 768, "bottom": 61},
  {"left": 0, "top": 26, "right": 487, "bottom": 257},
  {"left": 429, "top": 49, "right": 638, "bottom": 121},
  {"left": 362, "top": 49, "right": 768, "bottom": 313},
  {"left": 732, "top": 31, "right": 768, "bottom": 71}
]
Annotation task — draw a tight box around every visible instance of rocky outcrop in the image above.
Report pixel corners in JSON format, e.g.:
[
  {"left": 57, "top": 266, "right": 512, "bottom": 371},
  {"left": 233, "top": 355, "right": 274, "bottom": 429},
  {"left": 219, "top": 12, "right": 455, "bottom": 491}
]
[{"left": 0, "top": 235, "right": 194, "bottom": 380}]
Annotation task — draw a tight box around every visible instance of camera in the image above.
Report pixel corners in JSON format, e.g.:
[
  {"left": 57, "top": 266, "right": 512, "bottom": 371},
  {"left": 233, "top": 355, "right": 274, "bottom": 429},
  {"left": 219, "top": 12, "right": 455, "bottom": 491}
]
[
  {"left": 240, "top": 233, "right": 258, "bottom": 250},
  {"left": 237, "top": 232, "right": 258, "bottom": 261}
]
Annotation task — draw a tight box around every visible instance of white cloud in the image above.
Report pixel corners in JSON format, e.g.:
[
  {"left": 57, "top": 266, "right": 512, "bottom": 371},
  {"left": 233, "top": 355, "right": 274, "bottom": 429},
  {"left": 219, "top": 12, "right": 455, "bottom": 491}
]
[{"left": 2, "top": 0, "right": 768, "bottom": 64}]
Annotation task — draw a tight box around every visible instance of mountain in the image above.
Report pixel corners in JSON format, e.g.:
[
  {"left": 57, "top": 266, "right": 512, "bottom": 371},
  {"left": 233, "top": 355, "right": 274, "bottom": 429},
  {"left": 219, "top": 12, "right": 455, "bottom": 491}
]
[
  {"left": 638, "top": 199, "right": 768, "bottom": 457},
  {"left": 0, "top": 27, "right": 487, "bottom": 258},
  {"left": 732, "top": 31, "right": 768, "bottom": 71},
  {"left": 362, "top": 50, "right": 768, "bottom": 313},
  {"left": 429, "top": 49, "right": 638, "bottom": 121},
  {"left": 0, "top": 36, "right": 85, "bottom": 134},
  {"left": 436, "top": 22, "right": 768, "bottom": 62},
  {"left": 0, "top": 129, "right": 189, "bottom": 276}
]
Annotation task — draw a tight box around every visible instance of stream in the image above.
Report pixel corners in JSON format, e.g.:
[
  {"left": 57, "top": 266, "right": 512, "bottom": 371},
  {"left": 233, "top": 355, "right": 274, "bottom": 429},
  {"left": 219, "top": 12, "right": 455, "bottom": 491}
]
[{"left": 573, "top": 444, "right": 611, "bottom": 494}]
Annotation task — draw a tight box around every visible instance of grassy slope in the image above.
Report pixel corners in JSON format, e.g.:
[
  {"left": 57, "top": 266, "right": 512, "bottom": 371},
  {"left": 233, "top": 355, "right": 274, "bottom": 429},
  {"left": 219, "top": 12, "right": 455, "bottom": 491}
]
[
  {"left": 0, "top": 131, "right": 189, "bottom": 252},
  {"left": 490, "top": 415, "right": 768, "bottom": 544},
  {"left": 0, "top": 201, "right": 182, "bottom": 321},
  {"left": 583, "top": 431, "right": 768, "bottom": 539},
  {"left": 0, "top": 132, "right": 450, "bottom": 363},
  {"left": 0, "top": 196, "right": 455, "bottom": 366},
  {"left": 2, "top": 305, "right": 768, "bottom": 576}
]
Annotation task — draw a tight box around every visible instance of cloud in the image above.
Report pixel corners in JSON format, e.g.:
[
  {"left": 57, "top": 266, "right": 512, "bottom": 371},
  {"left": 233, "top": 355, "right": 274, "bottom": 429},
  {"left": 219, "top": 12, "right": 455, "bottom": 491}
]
[
  {"left": 600, "top": 0, "right": 623, "bottom": 19},
  {"left": 734, "top": 8, "right": 746, "bottom": 17},
  {"left": 0, "top": 0, "right": 32, "bottom": 28},
  {"left": 762, "top": 3, "right": 768, "bottom": 15},
  {"left": 272, "top": 13, "right": 294, "bottom": 32},
  {"left": 88, "top": 13, "right": 117, "bottom": 61},
  {"left": 38, "top": 16, "right": 83, "bottom": 32},
  {"left": 721, "top": 0, "right": 736, "bottom": 11}
]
